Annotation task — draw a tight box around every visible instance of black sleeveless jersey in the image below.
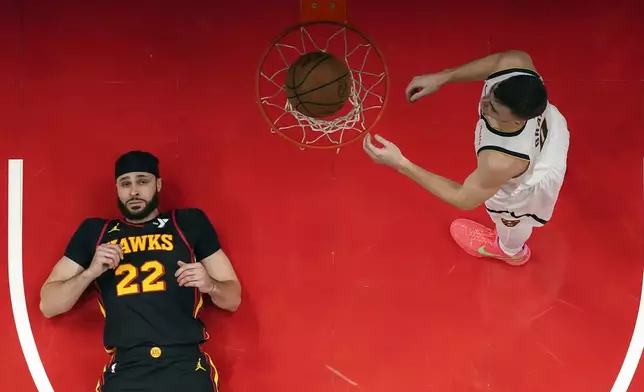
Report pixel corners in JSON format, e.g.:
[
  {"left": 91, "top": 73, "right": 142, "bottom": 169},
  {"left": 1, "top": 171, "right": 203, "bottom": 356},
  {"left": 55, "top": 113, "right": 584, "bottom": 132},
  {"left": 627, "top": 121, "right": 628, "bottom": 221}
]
[{"left": 64, "top": 208, "right": 222, "bottom": 351}]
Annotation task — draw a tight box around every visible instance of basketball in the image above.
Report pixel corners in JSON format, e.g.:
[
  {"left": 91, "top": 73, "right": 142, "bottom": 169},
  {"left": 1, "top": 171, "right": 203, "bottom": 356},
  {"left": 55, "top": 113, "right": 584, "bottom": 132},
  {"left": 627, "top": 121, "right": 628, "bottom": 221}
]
[{"left": 284, "top": 51, "right": 351, "bottom": 119}]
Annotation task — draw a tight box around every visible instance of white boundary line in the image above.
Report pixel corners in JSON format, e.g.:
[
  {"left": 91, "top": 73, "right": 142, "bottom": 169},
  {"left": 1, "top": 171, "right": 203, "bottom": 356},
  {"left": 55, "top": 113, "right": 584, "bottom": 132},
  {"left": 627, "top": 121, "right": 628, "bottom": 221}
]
[
  {"left": 611, "top": 280, "right": 644, "bottom": 391},
  {"left": 5, "top": 157, "right": 644, "bottom": 391},
  {"left": 611, "top": 281, "right": 644, "bottom": 391},
  {"left": 8, "top": 159, "right": 55, "bottom": 392},
  {"left": 609, "top": 158, "right": 644, "bottom": 391}
]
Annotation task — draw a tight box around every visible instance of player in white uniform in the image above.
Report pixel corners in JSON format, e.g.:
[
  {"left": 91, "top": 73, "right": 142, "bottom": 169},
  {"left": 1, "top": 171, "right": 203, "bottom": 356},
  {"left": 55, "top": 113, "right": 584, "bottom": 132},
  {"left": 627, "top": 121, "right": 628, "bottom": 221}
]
[{"left": 362, "top": 50, "right": 570, "bottom": 265}]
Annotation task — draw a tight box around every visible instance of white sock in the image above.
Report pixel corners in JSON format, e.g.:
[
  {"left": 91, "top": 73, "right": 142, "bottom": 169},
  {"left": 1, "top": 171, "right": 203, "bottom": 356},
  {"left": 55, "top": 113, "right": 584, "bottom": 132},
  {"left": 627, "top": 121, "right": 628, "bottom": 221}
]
[
  {"left": 495, "top": 220, "right": 533, "bottom": 256},
  {"left": 498, "top": 240, "right": 523, "bottom": 256}
]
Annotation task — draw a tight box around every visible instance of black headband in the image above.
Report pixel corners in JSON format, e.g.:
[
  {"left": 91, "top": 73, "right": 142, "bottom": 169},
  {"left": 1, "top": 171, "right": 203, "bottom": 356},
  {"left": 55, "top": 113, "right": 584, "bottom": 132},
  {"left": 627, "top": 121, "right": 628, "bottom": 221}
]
[{"left": 115, "top": 150, "right": 160, "bottom": 179}]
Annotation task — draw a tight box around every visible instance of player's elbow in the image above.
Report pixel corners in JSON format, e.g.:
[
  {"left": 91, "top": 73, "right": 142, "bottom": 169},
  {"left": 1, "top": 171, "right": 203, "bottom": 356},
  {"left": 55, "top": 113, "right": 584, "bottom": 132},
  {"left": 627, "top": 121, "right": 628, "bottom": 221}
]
[
  {"left": 221, "top": 297, "right": 241, "bottom": 313},
  {"left": 39, "top": 284, "right": 67, "bottom": 319},
  {"left": 40, "top": 307, "right": 55, "bottom": 319},
  {"left": 502, "top": 49, "right": 531, "bottom": 59},
  {"left": 452, "top": 187, "right": 489, "bottom": 211},
  {"left": 228, "top": 287, "right": 242, "bottom": 312},
  {"left": 219, "top": 281, "right": 242, "bottom": 312},
  {"left": 39, "top": 298, "right": 61, "bottom": 319},
  {"left": 497, "top": 50, "right": 534, "bottom": 70},
  {"left": 39, "top": 286, "right": 54, "bottom": 318},
  {"left": 453, "top": 198, "right": 481, "bottom": 211},
  {"left": 456, "top": 204, "right": 477, "bottom": 211},
  {"left": 226, "top": 298, "right": 241, "bottom": 312}
]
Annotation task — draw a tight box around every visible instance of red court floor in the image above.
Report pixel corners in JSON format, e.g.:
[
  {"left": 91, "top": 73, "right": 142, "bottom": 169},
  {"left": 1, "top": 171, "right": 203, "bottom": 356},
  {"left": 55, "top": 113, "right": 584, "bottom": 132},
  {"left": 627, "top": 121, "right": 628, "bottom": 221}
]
[{"left": 2, "top": 1, "right": 644, "bottom": 391}]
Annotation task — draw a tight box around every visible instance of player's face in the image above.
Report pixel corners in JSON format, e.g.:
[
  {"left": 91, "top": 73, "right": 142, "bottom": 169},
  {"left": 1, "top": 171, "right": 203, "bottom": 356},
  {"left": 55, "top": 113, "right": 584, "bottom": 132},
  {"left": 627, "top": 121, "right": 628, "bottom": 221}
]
[
  {"left": 116, "top": 172, "right": 162, "bottom": 221},
  {"left": 479, "top": 86, "right": 519, "bottom": 124}
]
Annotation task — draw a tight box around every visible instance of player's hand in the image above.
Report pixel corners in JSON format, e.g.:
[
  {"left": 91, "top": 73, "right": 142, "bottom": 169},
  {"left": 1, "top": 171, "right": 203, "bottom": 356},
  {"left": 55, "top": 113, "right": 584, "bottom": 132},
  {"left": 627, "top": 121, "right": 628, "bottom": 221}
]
[
  {"left": 363, "top": 134, "right": 406, "bottom": 169},
  {"left": 405, "top": 72, "right": 448, "bottom": 102},
  {"left": 175, "top": 261, "right": 215, "bottom": 294},
  {"left": 87, "top": 244, "right": 123, "bottom": 278}
]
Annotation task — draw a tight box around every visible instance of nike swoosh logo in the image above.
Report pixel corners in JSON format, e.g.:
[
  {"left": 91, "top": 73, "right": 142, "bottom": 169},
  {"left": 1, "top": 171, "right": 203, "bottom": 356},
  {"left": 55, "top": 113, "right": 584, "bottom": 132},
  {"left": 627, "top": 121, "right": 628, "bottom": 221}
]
[
  {"left": 478, "top": 246, "right": 521, "bottom": 260},
  {"left": 478, "top": 246, "right": 498, "bottom": 257}
]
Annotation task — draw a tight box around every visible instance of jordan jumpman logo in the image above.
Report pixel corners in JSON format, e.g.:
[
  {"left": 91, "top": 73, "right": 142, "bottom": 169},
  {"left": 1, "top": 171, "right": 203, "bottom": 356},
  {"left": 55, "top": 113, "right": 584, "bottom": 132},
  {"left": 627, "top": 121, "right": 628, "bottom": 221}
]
[{"left": 195, "top": 358, "right": 207, "bottom": 372}]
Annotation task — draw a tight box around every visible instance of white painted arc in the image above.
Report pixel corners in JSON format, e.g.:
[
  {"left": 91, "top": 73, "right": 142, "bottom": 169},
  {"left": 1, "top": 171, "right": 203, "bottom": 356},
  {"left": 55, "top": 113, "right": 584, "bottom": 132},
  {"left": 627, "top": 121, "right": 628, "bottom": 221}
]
[{"left": 8, "top": 159, "right": 55, "bottom": 392}]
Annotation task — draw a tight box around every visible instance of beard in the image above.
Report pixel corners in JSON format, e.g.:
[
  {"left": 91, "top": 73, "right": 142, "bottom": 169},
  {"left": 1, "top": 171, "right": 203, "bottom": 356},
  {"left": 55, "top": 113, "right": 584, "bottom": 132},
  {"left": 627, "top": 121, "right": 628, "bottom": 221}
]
[{"left": 118, "top": 191, "right": 160, "bottom": 221}]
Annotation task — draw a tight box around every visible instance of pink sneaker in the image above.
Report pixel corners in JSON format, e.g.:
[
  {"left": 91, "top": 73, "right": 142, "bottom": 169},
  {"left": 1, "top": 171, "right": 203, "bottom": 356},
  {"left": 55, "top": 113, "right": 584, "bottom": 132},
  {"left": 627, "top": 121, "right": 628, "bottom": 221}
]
[{"left": 450, "top": 219, "right": 531, "bottom": 266}]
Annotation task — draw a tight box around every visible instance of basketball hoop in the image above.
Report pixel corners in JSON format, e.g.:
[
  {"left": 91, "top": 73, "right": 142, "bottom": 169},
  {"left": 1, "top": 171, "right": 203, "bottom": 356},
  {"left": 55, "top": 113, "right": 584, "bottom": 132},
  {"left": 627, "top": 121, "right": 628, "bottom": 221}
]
[{"left": 256, "top": 0, "right": 389, "bottom": 150}]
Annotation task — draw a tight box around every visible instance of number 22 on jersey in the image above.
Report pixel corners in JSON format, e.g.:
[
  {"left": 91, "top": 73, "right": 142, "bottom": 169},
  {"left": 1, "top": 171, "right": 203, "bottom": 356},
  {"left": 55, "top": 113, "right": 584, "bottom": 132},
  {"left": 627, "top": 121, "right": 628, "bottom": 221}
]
[{"left": 115, "top": 260, "right": 166, "bottom": 296}]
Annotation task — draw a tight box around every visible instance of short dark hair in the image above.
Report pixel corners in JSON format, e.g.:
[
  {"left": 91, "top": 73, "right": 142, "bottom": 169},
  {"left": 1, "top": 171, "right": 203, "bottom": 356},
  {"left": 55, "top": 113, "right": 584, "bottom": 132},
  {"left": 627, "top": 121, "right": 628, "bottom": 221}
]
[{"left": 494, "top": 75, "right": 548, "bottom": 120}]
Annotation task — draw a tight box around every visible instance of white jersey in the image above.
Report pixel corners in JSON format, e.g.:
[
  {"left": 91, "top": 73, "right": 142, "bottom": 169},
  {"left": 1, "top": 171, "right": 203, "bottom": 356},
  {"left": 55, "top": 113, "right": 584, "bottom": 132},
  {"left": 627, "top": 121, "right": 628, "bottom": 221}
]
[{"left": 474, "top": 68, "right": 570, "bottom": 226}]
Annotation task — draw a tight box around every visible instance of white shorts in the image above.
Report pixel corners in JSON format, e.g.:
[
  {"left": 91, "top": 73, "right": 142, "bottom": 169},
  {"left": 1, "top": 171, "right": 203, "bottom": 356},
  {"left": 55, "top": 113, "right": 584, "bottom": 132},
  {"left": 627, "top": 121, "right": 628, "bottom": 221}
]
[{"left": 485, "top": 105, "right": 570, "bottom": 228}]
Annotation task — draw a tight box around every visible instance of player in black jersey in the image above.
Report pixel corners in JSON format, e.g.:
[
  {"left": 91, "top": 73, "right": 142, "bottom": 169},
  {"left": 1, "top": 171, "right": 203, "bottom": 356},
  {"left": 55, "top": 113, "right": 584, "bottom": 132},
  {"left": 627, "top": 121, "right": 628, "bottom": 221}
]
[{"left": 39, "top": 150, "right": 242, "bottom": 392}]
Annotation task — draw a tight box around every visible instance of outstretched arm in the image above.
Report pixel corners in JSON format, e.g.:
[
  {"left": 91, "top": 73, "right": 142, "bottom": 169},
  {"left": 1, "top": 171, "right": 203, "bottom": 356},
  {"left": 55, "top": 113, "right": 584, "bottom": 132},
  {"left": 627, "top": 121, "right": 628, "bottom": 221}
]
[
  {"left": 363, "top": 134, "right": 527, "bottom": 210},
  {"left": 396, "top": 152, "right": 524, "bottom": 210},
  {"left": 439, "top": 50, "right": 536, "bottom": 84},
  {"left": 405, "top": 50, "right": 536, "bottom": 101}
]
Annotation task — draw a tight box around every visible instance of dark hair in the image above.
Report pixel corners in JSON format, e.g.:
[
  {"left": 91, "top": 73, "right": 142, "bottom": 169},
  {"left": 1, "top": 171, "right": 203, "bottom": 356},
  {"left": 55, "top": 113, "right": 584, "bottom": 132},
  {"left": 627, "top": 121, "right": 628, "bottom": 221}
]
[{"left": 494, "top": 75, "right": 548, "bottom": 120}]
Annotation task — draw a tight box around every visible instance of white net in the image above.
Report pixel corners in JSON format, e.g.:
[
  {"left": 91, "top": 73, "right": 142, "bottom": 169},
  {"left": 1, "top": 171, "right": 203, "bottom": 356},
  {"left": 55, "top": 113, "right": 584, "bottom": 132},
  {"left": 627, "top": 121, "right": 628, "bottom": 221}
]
[{"left": 258, "top": 22, "right": 388, "bottom": 149}]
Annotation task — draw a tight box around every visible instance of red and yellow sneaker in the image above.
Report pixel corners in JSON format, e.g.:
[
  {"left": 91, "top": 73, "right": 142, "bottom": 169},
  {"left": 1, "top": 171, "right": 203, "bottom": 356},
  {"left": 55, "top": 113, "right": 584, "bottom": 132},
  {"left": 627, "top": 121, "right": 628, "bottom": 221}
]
[{"left": 449, "top": 218, "right": 531, "bottom": 266}]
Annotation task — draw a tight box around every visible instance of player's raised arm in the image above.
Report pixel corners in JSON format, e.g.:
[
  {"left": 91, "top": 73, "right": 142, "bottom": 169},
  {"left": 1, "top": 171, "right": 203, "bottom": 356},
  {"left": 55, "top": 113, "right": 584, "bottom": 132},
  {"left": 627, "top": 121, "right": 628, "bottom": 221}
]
[
  {"left": 362, "top": 134, "right": 525, "bottom": 211},
  {"left": 405, "top": 50, "right": 535, "bottom": 102},
  {"left": 440, "top": 50, "right": 535, "bottom": 83}
]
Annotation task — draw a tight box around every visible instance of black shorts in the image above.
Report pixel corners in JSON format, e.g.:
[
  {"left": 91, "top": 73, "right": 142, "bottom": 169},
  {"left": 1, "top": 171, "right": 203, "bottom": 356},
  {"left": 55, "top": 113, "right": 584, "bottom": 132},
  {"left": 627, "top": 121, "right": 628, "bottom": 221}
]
[{"left": 96, "top": 345, "right": 219, "bottom": 392}]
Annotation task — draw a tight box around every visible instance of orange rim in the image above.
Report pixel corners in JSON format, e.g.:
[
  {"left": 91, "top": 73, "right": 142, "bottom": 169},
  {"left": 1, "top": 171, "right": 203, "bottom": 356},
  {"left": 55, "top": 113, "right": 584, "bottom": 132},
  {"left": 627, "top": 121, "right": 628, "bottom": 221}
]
[{"left": 256, "top": 20, "right": 390, "bottom": 150}]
